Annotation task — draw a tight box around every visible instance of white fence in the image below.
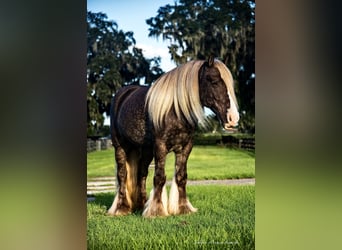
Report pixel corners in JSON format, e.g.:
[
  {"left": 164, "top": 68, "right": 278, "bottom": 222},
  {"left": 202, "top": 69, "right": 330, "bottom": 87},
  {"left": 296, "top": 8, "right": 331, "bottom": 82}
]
[{"left": 87, "top": 138, "right": 113, "bottom": 152}]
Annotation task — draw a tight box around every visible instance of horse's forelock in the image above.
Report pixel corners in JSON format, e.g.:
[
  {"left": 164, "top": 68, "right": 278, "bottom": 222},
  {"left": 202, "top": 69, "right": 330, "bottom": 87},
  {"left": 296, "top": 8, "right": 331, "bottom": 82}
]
[{"left": 213, "top": 60, "right": 239, "bottom": 109}]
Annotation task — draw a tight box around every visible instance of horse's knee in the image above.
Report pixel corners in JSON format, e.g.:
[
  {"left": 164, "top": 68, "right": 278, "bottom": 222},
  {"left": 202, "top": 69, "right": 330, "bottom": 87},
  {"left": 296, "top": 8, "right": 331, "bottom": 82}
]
[{"left": 153, "top": 171, "right": 166, "bottom": 188}]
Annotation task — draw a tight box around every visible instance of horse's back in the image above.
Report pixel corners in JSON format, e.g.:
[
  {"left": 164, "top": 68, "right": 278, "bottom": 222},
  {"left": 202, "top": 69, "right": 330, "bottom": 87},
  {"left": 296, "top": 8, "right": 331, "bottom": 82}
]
[{"left": 111, "top": 85, "right": 151, "bottom": 147}]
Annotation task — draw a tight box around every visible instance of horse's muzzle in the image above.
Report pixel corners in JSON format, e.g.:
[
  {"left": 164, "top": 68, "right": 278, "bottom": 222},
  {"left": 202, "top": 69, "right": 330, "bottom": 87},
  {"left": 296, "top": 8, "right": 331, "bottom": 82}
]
[
  {"left": 224, "top": 110, "right": 239, "bottom": 131},
  {"left": 224, "top": 123, "right": 238, "bottom": 131}
]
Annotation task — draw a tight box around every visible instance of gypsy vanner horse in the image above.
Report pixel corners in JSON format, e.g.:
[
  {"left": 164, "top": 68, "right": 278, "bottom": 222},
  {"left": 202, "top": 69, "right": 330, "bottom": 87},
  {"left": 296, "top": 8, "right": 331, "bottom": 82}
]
[{"left": 107, "top": 57, "right": 239, "bottom": 217}]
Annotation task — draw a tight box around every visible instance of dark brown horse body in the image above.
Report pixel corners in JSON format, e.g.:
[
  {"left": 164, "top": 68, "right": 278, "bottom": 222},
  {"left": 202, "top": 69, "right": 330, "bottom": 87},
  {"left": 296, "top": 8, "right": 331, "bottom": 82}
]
[{"left": 108, "top": 57, "right": 239, "bottom": 217}]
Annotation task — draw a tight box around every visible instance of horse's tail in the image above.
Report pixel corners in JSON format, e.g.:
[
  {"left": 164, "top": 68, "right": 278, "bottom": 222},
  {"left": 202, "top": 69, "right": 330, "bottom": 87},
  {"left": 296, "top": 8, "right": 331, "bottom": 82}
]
[
  {"left": 109, "top": 85, "right": 147, "bottom": 215},
  {"left": 125, "top": 150, "right": 140, "bottom": 209},
  {"left": 110, "top": 86, "right": 141, "bottom": 209}
]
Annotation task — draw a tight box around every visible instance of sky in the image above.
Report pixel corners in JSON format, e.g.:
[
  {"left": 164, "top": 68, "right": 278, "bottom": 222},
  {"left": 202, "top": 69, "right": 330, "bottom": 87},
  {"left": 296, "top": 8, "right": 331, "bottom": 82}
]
[{"left": 87, "top": 0, "right": 177, "bottom": 72}]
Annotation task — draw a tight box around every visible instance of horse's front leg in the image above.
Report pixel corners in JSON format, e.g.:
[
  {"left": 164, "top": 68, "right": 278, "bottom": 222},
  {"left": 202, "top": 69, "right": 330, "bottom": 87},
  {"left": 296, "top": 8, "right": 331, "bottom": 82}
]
[
  {"left": 168, "top": 140, "right": 197, "bottom": 215},
  {"left": 142, "top": 140, "right": 169, "bottom": 217}
]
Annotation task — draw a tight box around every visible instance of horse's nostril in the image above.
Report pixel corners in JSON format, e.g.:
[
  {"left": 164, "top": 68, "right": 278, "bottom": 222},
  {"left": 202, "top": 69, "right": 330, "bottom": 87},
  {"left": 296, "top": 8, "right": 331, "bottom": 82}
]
[
  {"left": 227, "top": 113, "right": 233, "bottom": 123},
  {"left": 227, "top": 108, "right": 240, "bottom": 126}
]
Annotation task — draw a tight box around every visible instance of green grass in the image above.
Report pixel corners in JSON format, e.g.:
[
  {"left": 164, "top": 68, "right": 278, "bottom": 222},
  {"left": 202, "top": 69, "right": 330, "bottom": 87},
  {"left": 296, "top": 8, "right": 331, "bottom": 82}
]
[
  {"left": 87, "top": 146, "right": 255, "bottom": 180},
  {"left": 87, "top": 149, "right": 115, "bottom": 178},
  {"left": 87, "top": 146, "right": 255, "bottom": 249},
  {"left": 87, "top": 185, "right": 255, "bottom": 250},
  {"left": 179, "top": 146, "right": 255, "bottom": 180}
]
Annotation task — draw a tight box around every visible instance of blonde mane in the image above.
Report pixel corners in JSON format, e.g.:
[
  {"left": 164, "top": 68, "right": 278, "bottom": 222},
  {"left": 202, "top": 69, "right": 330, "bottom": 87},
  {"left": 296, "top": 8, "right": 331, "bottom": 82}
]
[{"left": 145, "top": 59, "right": 237, "bottom": 130}]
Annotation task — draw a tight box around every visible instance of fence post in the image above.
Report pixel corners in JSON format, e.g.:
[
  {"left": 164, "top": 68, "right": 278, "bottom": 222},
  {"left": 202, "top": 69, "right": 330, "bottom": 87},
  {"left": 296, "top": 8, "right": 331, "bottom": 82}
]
[
  {"left": 238, "top": 139, "right": 243, "bottom": 149},
  {"left": 96, "top": 140, "right": 101, "bottom": 151},
  {"left": 106, "top": 139, "right": 112, "bottom": 149}
]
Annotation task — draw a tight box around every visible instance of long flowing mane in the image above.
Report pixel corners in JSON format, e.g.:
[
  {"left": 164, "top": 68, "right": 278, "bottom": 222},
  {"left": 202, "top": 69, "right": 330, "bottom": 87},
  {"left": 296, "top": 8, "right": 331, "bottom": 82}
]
[{"left": 145, "top": 59, "right": 237, "bottom": 130}]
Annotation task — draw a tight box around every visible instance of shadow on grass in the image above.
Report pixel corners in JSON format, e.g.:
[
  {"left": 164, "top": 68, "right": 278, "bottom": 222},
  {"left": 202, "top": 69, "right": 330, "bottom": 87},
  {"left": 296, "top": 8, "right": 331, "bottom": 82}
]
[
  {"left": 88, "top": 192, "right": 114, "bottom": 209},
  {"left": 88, "top": 184, "right": 204, "bottom": 207},
  {"left": 87, "top": 192, "right": 147, "bottom": 216}
]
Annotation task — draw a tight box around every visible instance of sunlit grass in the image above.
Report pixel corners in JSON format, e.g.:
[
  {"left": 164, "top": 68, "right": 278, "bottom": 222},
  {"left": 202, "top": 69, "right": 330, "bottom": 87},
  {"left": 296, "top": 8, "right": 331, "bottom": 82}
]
[
  {"left": 87, "top": 146, "right": 255, "bottom": 180},
  {"left": 87, "top": 185, "right": 255, "bottom": 250}
]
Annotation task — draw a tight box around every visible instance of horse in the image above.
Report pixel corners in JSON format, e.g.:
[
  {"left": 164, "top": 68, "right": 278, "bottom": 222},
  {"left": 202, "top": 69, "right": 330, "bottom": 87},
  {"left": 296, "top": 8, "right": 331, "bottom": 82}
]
[{"left": 107, "top": 56, "right": 239, "bottom": 217}]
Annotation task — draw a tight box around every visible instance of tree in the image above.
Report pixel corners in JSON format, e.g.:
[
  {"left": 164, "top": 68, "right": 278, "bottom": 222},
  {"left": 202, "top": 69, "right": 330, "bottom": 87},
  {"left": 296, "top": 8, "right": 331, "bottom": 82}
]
[
  {"left": 87, "top": 11, "right": 163, "bottom": 136},
  {"left": 146, "top": 0, "right": 255, "bottom": 133}
]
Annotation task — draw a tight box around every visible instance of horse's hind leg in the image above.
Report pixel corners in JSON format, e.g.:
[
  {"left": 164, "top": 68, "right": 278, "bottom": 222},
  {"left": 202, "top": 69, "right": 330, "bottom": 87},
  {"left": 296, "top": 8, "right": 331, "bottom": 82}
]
[
  {"left": 136, "top": 147, "right": 153, "bottom": 211},
  {"left": 142, "top": 140, "right": 169, "bottom": 217},
  {"left": 107, "top": 146, "right": 131, "bottom": 216},
  {"left": 169, "top": 141, "right": 197, "bottom": 215}
]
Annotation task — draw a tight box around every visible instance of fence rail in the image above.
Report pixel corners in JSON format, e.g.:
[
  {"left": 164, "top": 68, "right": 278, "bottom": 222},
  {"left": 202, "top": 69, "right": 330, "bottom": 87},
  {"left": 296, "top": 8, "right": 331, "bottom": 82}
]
[
  {"left": 221, "top": 135, "right": 255, "bottom": 151},
  {"left": 238, "top": 138, "right": 255, "bottom": 151}
]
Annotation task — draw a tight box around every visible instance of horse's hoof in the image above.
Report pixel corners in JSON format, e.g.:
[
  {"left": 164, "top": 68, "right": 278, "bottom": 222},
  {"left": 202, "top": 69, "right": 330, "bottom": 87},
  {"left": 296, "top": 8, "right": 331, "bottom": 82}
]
[
  {"left": 176, "top": 199, "right": 198, "bottom": 215},
  {"left": 142, "top": 209, "right": 169, "bottom": 218},
  {"left": 142, "top": 203, "right": 169, "bottom": 218},
  {"left": 178, "top": 205, "right": 198, "bottom": 215},
  {"left": 107, "top": 209, "right": 131, "bottom": 216},
  {"left": 107, "top": 204, "right": 131, "bottom": 216}
]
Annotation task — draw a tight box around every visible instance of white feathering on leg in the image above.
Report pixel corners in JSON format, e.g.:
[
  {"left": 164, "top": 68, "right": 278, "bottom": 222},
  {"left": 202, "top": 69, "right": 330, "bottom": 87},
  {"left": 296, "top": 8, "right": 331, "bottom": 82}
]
[
  {"left": 185, "top": 198, "right": 198, "bottom": 213},
  {"left": 142, "top": 185, "right": 169, "bottom": 217},
  {"left": 161, "top": 184, "right": 169, "bottom": 215},
  {"left": 107, "top": 193, "right": 119, "bottom": 215},
  {"left": 142, "top": 188, "right": 155, "bottom": 217},
  {"left": 168, "top": 176, "right": 179, "bottom": 215}
]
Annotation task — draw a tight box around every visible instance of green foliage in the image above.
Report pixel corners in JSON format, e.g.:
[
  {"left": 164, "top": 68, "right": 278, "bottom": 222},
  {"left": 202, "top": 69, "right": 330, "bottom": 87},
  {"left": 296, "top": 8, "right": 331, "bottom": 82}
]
[
  {"left": 87, "top": 11, "right": 164, "bottom": 136},
  {"left": 87, "top": 185, "right": 255, "bottom": 249},
  {"left": 146, "top": 0, "right": 255, "bottom": 133},
  {"left": 193, "top": 132, "right": 223, "bottom": 145}
]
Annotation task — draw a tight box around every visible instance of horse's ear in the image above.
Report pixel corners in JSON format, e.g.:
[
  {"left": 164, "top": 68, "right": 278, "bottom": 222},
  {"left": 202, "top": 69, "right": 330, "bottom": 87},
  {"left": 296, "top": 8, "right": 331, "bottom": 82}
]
[{"left": 207, "top": 56, "right": 214, "bottom": 67}]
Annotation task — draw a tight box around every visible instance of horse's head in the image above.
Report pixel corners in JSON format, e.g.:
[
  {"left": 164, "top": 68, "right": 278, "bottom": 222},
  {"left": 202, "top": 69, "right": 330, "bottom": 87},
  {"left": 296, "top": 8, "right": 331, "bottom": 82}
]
[{"left": 199, "top": 57, "right": 239, "bottom": 130}]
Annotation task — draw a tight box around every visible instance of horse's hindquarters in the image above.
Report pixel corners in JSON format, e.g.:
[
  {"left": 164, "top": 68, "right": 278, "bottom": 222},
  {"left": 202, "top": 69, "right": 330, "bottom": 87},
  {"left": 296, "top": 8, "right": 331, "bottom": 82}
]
[{"left": 115, "top": 87, "right": 151, "bottom": 146}]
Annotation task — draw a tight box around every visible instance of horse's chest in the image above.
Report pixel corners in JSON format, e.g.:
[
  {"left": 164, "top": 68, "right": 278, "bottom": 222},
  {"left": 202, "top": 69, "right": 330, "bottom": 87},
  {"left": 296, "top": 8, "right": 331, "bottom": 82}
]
[{"left": 156, "top": 125, "right": 193, "bottom": 152}]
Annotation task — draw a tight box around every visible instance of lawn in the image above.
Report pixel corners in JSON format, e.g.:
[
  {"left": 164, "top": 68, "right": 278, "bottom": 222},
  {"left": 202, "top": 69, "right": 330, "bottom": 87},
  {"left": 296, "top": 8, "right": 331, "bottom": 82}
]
[
  {"left": 87, "top": 145, "right": 255, "bottom": 249},
  {"left": 87, "top": 185, "right": 255, "bottom": 250},
  {"left": 87, "top": 145, "right": 255, "bottom": 180}
]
